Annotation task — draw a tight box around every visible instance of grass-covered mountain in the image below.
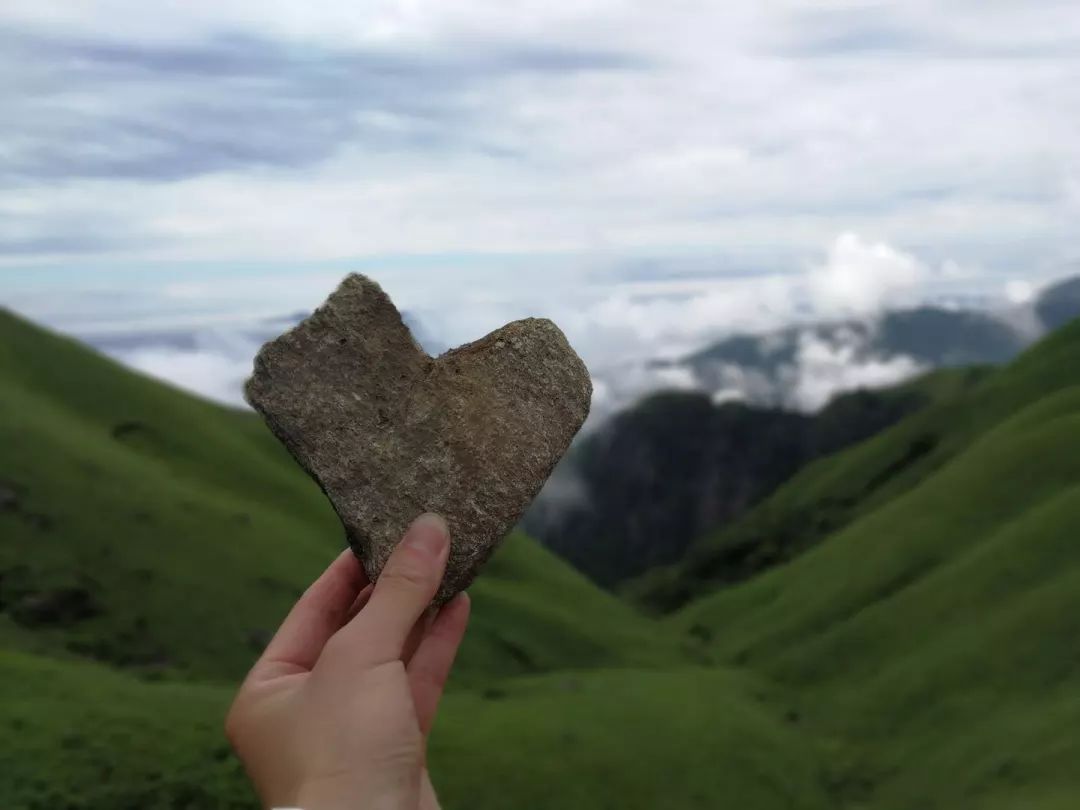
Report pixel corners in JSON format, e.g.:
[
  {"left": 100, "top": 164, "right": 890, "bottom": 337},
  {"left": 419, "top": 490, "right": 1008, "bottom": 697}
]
[
  {"left": 4, "top": 307, "right": 1080, "bottom": 810},
  {"left": 0, "top": 310, "right": 680, "bottom": 686},
  {"left": 630, "top": 312, "right": 1080, "bottom": 616},
  {"left": 664, "top": 316, "right": 1080, "bottom": 810},
  {"left": 0, "top": 309, "right": 806, "bottom": 810}
]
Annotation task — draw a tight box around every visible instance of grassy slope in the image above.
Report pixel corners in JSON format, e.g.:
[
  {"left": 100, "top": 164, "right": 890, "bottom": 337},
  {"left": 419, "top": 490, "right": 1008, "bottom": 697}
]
[
  {"left": 0, "top": 309, "right": 679, "bottom": 684},
  {"left": 2, "top": 310, "right": 834, "bottom": 810},
  {"left": 0, "top": 650, "right": 832, "bottom": 810},
  {"left": 8, "top": 307, "right": 1080, "bottom": 810},
  {"left": 675, "top": 319, "right": 1080, "bottom": 809}
]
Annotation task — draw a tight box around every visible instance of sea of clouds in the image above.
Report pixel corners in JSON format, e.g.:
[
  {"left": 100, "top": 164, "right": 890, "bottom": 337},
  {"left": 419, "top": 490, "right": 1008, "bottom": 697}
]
[{"left": 6, "top": 233, "right": 1050, "bottom": 427}]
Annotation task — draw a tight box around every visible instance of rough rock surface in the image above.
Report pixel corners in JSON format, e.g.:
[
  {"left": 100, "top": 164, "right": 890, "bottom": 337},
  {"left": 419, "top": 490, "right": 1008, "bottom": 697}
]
[{"left": 246, "top": 274, "right": 592, "bottom": 604}]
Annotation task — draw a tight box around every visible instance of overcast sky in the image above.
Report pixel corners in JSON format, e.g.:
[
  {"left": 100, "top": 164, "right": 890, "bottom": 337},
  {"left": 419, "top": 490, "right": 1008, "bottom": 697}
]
[{"left": 1, "top": 1, "right": 1079, "bottom": 405}]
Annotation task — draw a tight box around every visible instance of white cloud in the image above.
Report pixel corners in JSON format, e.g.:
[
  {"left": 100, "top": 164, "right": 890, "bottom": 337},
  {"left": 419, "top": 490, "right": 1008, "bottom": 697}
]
[
  {"left": 650, "top": 365, "right": 700, "bottom": 392},
  {"left": 557, "top": 273, "right": 803, "bottom": 364},
  {"left": 788, "top": 329, "right": 926, "bottom": 412},
  {"left": 808, "top": 232, "right": 928, "bottom": 315},
  {"left": 117, "top": 345, "right": 253, "bottom": 407},
  {"left": 1004, "top": 279, "right": 1036, "bottom": 306},
  {"left": 711, "top": 388, "right": 747, "bottom": 406}
]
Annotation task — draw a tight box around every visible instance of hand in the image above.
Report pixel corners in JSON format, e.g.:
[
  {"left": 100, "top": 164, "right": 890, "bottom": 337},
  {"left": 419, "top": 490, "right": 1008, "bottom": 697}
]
[{"left": 226, "top": 514, "right": 471, "bottom": 810}]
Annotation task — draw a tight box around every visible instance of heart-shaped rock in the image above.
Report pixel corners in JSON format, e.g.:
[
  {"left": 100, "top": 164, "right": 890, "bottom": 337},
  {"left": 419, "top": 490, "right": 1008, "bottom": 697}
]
[{"left": 246, "top": 274, "right": 592, "bottom": 604}]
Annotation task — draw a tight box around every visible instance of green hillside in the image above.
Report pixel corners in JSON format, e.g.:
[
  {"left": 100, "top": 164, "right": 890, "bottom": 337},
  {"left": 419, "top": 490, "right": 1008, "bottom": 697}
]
[
  {"left": 4, "top": 307, "right": 1080, "bottom": 810},
  {"left": 4, "top": 309, "right": 810, "bottom": 810},
  {"left": 0, "top": 649, "right": 832, "bottom": 810},
  {"left": 0, "top": 309, "right": 679, "bottom": 685},
  {"left": 629, "top": 350, "right": 1062, "bottom": 612},
  {"left": 672, "top": 318, "right": 1080, "bottom": 808}
]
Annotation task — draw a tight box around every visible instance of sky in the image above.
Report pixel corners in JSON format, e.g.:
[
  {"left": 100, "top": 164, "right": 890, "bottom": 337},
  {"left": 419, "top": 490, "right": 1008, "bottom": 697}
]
[{"left": 1, "top": 0, "right": 1079, "bottom": 412}]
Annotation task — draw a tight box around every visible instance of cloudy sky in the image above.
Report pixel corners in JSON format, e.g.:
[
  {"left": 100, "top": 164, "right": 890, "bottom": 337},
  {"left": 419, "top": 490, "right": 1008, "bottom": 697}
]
[{"left": 1, "top": 1, "right": 1079, "bottom": 409}]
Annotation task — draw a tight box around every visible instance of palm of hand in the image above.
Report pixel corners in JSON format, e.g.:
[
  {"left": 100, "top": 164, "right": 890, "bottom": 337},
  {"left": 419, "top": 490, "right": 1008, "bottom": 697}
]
[{"left": 226, "top": 516, "right": 470, "bottom": 810}]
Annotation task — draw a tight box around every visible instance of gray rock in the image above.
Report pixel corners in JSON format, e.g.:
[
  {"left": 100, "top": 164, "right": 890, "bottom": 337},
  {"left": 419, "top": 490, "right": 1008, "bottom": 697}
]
[{"left": 246, "top": 274, "right": 591, "bottom": 604}]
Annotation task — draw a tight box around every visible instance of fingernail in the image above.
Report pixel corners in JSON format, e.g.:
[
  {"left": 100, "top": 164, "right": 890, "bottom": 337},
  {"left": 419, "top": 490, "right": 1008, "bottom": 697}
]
[{"left": 404, "top": 513, "right": 449, "bottom": 559}]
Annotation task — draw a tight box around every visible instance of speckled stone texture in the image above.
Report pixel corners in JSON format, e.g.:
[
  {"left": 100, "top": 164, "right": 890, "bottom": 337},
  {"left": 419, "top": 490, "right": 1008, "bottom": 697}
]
[{"left": 246, "top": 274, "right": 592, "bottom": 604}]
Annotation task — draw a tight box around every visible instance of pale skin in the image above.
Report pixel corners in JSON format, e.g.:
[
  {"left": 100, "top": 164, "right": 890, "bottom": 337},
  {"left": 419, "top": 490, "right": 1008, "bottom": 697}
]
[{"left": 226, "top": 513, "right": 471, "bottom": 810}]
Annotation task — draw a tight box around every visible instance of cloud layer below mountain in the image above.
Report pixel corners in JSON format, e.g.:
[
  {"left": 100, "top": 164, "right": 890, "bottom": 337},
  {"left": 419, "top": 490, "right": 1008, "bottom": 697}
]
[{"left": 7, "top": 234, "right": 1061, "bottom": 422}]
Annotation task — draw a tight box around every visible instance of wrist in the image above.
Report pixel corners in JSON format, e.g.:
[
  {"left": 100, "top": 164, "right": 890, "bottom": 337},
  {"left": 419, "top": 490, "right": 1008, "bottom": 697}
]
[{"left": 294, "top": 777, "right": 411, "bottom": 810}]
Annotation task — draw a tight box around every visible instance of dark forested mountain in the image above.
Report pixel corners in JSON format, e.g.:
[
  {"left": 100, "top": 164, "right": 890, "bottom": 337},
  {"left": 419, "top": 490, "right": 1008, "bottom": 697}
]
[
  {"left": 523, "top": 371, "right": 984, "bottom": 586},
  {"left": 1036, "top": 275, "right": 1080, "bottom": 331}
]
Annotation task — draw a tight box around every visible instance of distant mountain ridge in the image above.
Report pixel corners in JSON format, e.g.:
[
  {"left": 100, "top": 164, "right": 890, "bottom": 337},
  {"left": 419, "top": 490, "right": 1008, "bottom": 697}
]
[
  {"left": 1035, "top": 275, "right": 1080, "bottom": 331},
  {"left": 657, "top": 277, "right": 1080, "bottom": 411},
  {"left": 670, "top": 305, "right": 1021, "bottom": 408}
]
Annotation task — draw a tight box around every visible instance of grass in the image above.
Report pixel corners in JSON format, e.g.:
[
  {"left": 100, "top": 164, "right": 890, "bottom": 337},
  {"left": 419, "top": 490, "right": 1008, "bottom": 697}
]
[
  {"left": 672, "top": 319, "right": 1080, "bottom": 809},
  {"left": 0, "top": 309, "right": 725, "bottom": 810},
  {"left": 0, "top": 310, "right": 681, "bottom": 685},
  {"left": 5, "top": 307, "right": 1080, "bottom": 809},
  {"left": 0, "top": 649, "right": 250, "bottom": 810},
  {"left": 432, "top": 667, "right": 831, "bottom": 810},
  {"left": 0, "top": 651, "right": 831, "bottom": 810}
]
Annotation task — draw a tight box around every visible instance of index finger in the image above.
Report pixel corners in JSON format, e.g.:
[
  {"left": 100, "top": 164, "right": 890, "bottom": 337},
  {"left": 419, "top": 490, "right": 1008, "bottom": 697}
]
[{"left": 250, "top": 549, "right": 368, "bottom": 681}]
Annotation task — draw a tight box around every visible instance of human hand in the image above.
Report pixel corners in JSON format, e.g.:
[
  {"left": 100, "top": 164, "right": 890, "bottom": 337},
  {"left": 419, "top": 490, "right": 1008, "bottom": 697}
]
[{"left": 226, "top": 514, "right": 471, "bottom": 810}]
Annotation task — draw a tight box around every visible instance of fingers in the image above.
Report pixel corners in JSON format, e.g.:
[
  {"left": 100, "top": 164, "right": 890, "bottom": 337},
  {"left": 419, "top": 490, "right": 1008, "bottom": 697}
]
[
  {"left": 343, "top": 584, "right": 375, "bottom": 625},
  {"left": 408, "top": 593, "right": 471, "bottom": 736},
  {"left": 330, "top": 513, "right": 451, "bottom": 667},
  {"left": 401, "top": 608, "right": 437, "bottom": 665},
  {"left": 251, "top": 549, "right": 368, "bottom": 681}
]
